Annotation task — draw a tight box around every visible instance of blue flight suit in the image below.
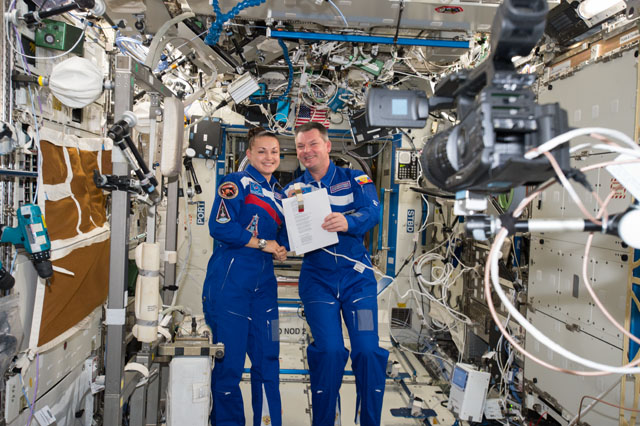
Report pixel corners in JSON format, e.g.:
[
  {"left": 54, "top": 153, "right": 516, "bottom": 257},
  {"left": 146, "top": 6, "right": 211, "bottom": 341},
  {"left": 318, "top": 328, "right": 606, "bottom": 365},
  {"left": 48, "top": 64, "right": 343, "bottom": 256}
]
[
  {"left": 286, "top": 161, "right": 389, "bottom": 426},
  {"left": 203, "top": 164, "right": 287, "bottom": 426}
]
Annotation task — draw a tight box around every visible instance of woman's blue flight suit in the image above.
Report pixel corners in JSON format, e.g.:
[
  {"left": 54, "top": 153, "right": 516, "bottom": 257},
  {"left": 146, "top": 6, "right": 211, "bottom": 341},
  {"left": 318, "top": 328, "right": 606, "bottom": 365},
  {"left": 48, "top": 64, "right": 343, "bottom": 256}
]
[{"left": 203, "top": 164, "right": 287, "bottom": 426}]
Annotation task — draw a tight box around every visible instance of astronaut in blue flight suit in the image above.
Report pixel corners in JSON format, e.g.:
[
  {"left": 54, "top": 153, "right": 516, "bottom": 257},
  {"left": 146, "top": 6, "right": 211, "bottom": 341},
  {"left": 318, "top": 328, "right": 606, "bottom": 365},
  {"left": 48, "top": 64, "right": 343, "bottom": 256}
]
[
  {"left": 202, "top": 128, "right": 288, "bottom": 426},
  {"left": 286, "top": 122, "right": 389, "bottom": 426}
]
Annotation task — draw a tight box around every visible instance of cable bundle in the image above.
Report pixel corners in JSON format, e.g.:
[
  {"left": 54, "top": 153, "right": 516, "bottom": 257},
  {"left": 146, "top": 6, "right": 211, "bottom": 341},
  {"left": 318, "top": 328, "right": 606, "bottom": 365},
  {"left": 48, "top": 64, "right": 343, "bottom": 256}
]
[
  {"left": 486, "top": 127, "right": 640, "bottom": 376},
  {"left": 204, "top": 0, "right": 266, "bottom": 46}
]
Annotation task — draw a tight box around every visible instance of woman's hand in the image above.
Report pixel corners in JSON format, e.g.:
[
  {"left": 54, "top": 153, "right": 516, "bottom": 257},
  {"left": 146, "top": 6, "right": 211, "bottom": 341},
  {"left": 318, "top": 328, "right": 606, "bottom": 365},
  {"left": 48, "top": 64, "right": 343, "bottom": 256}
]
[
  {"left": 247, "top": 238, "right": 287, "bottom": 260},
  {"left": 262, "top": 240, "right": 282, "bottom": 255},
  {"left": 266, "top": 241, "right": 287, "bottom": 261}
]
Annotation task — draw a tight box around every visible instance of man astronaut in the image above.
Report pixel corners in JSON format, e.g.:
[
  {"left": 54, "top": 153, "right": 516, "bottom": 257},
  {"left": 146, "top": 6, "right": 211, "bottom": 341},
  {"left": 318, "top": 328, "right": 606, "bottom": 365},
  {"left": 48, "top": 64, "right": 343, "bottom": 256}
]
[{"left": 286, "top": 122, "right": 389, "bottom": 426}]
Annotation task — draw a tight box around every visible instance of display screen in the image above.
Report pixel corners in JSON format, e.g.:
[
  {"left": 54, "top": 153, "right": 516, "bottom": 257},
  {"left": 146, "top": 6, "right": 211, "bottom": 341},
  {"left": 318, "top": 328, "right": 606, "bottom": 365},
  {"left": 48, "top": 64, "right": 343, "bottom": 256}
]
[
  {"left": 391, "top": 98, "right": 408, "bottom": 116},
  {"left": 452, "top": 366, "right": 468, "bottom": 389}
]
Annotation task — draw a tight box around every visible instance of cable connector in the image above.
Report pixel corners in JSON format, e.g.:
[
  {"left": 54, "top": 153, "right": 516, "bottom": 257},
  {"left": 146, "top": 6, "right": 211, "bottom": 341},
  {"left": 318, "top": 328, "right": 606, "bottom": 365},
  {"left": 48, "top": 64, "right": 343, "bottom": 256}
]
[{"left": 564, "top": 168, "right": 593, "bottom": 192}]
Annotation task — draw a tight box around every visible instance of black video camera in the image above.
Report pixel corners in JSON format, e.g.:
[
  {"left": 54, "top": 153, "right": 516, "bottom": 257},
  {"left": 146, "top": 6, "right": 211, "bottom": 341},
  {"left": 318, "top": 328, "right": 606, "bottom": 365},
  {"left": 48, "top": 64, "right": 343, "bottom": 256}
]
[{"left": 366, "top": 0, "right": 570, "bottom": 194}]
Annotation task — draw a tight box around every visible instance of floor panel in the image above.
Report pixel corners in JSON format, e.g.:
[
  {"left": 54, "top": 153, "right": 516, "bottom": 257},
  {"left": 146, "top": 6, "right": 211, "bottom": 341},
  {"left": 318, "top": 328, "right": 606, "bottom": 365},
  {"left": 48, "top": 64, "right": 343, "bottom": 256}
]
[{"left": 238, "top": 341, "right": 455, "bottom": 425}]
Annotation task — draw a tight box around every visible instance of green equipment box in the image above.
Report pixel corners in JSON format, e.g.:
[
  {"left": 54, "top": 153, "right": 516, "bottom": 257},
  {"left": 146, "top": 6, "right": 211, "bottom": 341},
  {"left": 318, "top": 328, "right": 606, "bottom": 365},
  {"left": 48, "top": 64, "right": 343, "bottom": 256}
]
[{"left": 35, "top": 19, "right": 84, "bottom": 55}]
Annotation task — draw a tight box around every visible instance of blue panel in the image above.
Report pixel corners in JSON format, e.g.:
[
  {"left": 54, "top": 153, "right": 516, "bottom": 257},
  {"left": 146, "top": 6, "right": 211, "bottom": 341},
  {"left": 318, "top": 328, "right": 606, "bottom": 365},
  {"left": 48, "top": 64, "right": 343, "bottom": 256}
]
[
  {"left": 274, "top": 98, "right": 290, "bottom": 122},
  {"left": 0, "top": 169, "right": 38, "bottom": 178},
  {"left": 242, "top": 368, "right": 356, "bottom": 376},
  {"left": 215, "top": 127, "right": 227, "bottom": 189},
  {"left": 328, "top": 87, "right": 349, "bottom": 112},
  {"left": 277, "top": 303, "right": 303, "bottom": 308},
  {"left": 378, "top": 187, "right": 385, "bottom": 251},
  {"left": 327, "top": 129, "right": 353, "bottom": 139},
  {"left": 629, "top": 249, "right": 640, "bottom": 361},
  {"left": 420, "top": 198, "right": 428, "bottom": 246},
  {"left": 452, "top": 366, "right": 468, "bottom": 389},
  {"left": 253, "top": 82, "right": 267, "bottom": 97},
  {"left": 513, "top": 236, "right": 522, "bottom": 268},
  {"left": 385, "top": 135, "right": 401, "bottom": 275},
  {"left": 390, "top": 408, "right": 437, "bottom": 421},
  {"left": 269, "top": 30, "right": 470, "bottom": 49}
]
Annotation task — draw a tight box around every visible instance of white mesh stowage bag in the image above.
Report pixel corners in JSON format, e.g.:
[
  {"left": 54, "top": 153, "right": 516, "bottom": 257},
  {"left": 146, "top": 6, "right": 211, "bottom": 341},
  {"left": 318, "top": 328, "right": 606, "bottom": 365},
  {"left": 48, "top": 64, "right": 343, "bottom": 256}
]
[{"left": 49, "top": 57, "right": 103, "bottom": 108}]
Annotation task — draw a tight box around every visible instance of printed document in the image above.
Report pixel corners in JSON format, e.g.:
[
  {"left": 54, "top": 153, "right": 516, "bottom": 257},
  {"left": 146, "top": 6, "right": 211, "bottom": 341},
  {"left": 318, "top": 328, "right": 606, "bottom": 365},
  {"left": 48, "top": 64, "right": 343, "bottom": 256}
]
[{"left": 282, "top": 188, "right": 339, "bottom": 255}]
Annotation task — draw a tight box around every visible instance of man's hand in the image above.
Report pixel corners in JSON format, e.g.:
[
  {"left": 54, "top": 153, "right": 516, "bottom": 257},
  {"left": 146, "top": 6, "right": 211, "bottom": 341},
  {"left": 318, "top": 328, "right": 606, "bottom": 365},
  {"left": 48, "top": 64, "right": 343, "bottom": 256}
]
[
  {"left": 263, "top": 240, "right": 283, "bottom": 255},
  {"left": 273, "top": 246, "right": 288, "bottom": 262},
  {"left": 322, "top": 212, "right": 348, "bottom": 233}
]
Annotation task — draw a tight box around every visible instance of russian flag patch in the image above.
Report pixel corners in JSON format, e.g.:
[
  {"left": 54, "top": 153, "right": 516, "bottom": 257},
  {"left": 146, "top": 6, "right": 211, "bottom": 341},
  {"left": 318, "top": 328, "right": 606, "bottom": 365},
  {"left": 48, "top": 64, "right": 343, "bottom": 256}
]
[{"left": 355, "top": 175, "right": 373, "bottom": 185}]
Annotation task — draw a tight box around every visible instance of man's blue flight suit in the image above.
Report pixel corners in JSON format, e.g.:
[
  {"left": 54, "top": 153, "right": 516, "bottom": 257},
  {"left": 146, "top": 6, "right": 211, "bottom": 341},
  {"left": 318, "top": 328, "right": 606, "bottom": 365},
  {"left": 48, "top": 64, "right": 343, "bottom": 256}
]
[
  {"left": 203, "top": 164, "right": 287, "bottom": 426},
  {"left": 286, "top": 161, "right": 389, "bottom": 426}
]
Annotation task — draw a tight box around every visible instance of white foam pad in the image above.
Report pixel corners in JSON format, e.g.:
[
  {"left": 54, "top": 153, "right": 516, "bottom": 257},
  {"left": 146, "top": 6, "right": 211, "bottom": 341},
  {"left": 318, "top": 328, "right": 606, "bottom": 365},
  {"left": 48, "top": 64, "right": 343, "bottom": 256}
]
[
  {"left": 160, "top": 97, "right": 185, "bottom": 177},
  {"left": 135, "top": 242, "right": 160, "bottom": 270},
  {"left": 133, "top": 100, "right": 151, "bottom": 134}
]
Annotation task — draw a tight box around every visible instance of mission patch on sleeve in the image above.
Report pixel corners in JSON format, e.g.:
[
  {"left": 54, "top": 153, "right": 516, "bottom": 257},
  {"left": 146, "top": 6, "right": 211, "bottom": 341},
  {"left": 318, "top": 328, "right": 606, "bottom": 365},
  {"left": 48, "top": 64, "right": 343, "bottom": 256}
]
[
  {"left": 218, "top": 182, "right": 239, "bottom": 199},
  {"left": 216, "top": 200, "right": 231, "bottom": 223}
]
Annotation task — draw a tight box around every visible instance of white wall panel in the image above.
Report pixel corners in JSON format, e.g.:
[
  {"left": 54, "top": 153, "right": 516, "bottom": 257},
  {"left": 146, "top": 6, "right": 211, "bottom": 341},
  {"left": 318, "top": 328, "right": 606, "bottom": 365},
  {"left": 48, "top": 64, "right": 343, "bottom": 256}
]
[{"left": 526, "top": 45, "right": 637, "bottom": 426}]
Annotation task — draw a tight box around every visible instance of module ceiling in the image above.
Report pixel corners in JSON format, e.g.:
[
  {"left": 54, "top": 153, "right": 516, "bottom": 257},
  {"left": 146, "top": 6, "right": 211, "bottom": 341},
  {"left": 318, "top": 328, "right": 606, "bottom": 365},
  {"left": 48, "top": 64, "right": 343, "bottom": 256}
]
[{"left": 181, "top": 0, "right": 561, "bottom": 35}]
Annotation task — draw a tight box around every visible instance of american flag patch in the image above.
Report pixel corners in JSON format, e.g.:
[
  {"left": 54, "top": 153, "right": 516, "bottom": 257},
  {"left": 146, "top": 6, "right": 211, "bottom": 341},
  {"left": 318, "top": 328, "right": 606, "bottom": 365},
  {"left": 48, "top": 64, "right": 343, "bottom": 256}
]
[
  {"left": 330, "top": 180, "right": 351, "bottom": 193},
  {"left": 294, "top": 104, "right": 331, "bottom": 128},
  {"left": 355, "top": 175, "right": 373, "bottom": 185}
]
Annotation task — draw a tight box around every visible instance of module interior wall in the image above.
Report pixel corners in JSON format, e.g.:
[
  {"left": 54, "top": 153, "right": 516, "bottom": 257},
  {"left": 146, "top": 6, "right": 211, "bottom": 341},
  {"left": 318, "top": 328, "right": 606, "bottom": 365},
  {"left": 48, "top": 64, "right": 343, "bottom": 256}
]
[{"left": 524, "top": 45, "right": 637, "bottom": 425}]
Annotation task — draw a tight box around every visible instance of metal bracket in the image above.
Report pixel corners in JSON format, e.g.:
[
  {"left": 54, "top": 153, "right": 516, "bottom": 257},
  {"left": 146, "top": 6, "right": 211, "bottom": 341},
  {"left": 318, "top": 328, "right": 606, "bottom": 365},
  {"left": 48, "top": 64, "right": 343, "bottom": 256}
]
[
  {"left": 159, "top": 337, "right": 225, "bottom": 359},
  {"left": 627, "top": 0, "right": 640, "bottom": 19}
]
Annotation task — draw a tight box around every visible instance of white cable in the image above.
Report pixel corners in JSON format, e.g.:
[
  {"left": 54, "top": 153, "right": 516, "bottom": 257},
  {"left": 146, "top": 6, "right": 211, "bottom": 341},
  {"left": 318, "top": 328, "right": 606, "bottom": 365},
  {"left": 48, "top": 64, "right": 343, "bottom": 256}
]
[
  {"left": 320, "top": 248, "right": 393, "bottom": 281},
  {"left": 496, "top": 292, "right": 517, "bottom": 401},
  {"left": 490, "top": 229, "right": 640, "bottom": 374},
  {"left": 115, "top": 35, "right": 149, "bottom": 63},
  {"left": 411, "top": 241, "right": 474, "bottom": 325},
  {"left": 525, "top": 127, "right": 638, "bottom": 160},
  {"left": 124, "top": 362, "right": 149, "bottom": 377},
  {"left": 386, "top": 295, "right": 455, "bottom": 369},
  {"left": 327, "top": 0, "right": 348, "bottom": 27}
]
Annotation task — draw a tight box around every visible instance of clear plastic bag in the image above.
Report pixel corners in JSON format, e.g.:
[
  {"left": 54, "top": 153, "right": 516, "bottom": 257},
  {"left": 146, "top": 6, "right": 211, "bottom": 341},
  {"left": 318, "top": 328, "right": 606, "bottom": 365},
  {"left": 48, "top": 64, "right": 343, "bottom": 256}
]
[{"left": 0, "top": 294, "right": 23, "bottom": 376}]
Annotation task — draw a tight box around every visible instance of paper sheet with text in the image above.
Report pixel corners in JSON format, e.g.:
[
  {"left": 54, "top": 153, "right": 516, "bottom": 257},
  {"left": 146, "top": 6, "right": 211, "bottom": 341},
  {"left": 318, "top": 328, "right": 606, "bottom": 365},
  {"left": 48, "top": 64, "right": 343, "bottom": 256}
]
[{"left": 282, "top": 188, "right": 339, "bottom": 255}]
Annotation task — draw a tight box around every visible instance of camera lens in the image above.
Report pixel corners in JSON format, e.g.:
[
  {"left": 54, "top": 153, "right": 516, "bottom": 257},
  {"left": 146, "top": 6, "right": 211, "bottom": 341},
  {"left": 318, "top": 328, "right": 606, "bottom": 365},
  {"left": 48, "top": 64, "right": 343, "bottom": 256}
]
[{"left": 421, "top": 128, "right": 457, "bottom": 191}]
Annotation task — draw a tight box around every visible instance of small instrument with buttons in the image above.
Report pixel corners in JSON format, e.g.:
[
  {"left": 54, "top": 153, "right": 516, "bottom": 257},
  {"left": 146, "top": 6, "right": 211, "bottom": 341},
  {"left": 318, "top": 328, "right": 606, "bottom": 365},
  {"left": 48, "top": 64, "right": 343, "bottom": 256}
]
[{"left": 396, "top": 150, "right": 419, "bottom": 182}]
